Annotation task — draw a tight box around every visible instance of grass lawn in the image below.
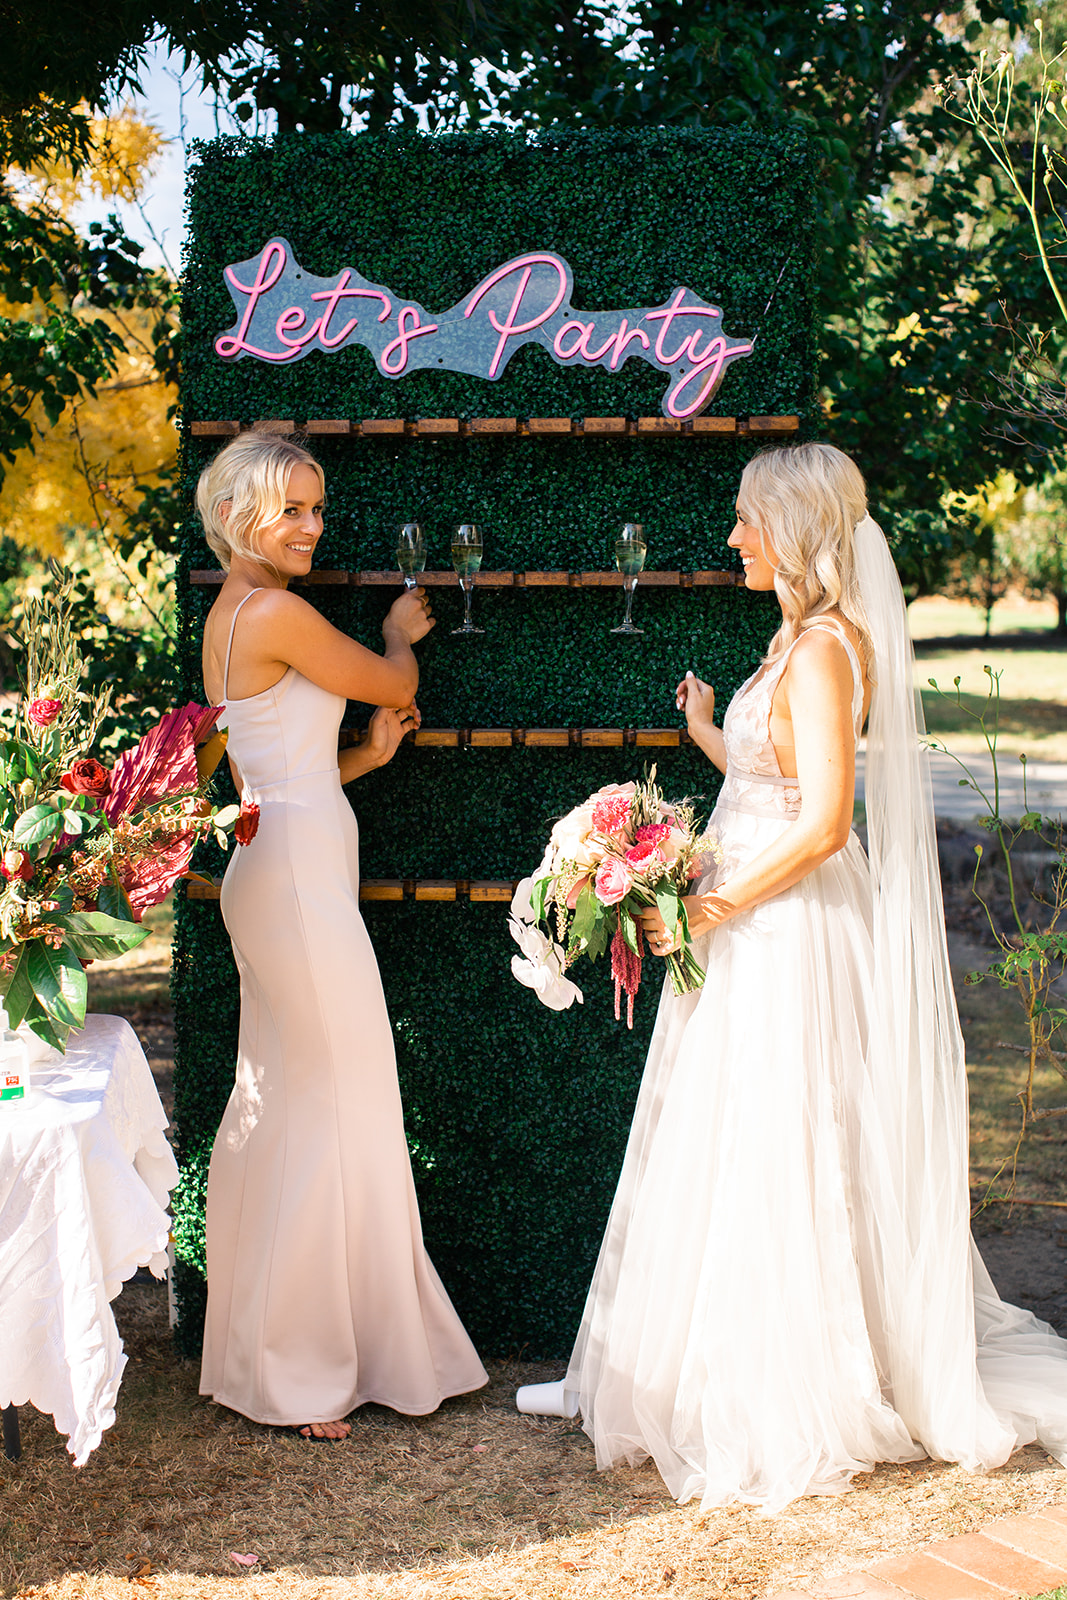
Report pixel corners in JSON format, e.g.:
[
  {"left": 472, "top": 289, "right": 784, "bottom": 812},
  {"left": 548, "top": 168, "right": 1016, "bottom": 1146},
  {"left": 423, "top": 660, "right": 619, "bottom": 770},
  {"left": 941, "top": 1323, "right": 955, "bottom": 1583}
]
[{"left": 909, "top": 594, "right": 1067, "bottom": 761}]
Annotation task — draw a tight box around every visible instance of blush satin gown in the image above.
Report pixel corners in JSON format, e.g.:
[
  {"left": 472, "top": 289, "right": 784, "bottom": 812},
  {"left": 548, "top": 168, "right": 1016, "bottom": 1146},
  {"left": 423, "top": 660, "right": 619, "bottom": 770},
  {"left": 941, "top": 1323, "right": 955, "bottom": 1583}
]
[
  {"left": 199, "top": 589, "right": 487, "bottom": 1426},
  {"left": 563, "top": 623, "right": 1067, "bottom": 1514}
]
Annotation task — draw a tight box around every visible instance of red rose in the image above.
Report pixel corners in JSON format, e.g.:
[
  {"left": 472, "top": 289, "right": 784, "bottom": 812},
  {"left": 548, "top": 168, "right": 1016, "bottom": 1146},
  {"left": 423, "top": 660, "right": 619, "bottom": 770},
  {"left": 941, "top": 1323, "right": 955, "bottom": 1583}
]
[
  {"left": 234, "top": 800, "right": 260, "bottom": 847},
  {"left": 28, "top": 698, "right": 63, "bottom": 728},
  {"left": 60, "top": 758, "right": 111, "bottom": 798}
]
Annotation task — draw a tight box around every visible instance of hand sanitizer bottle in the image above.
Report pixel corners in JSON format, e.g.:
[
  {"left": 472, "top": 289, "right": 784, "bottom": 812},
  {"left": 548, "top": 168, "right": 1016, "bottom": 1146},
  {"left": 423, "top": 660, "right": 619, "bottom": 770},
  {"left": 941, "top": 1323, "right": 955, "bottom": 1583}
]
[{"left": 0, "top": 1003, "right": 27, "bottom": 1101}]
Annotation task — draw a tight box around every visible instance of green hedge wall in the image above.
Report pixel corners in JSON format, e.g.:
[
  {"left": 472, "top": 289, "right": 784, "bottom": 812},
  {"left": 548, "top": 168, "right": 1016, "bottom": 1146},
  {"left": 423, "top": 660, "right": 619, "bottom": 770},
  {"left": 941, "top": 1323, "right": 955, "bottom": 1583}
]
[{"left": 174, "top": 126, "right": 816, "bottom": 1360}]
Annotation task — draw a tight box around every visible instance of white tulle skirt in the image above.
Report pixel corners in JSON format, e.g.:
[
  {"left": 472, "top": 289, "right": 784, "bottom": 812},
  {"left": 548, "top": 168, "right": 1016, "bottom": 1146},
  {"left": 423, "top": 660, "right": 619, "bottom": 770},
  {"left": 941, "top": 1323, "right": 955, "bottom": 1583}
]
[{"left": 564, "top": 811, "right": 1067, "bottom": 1514}]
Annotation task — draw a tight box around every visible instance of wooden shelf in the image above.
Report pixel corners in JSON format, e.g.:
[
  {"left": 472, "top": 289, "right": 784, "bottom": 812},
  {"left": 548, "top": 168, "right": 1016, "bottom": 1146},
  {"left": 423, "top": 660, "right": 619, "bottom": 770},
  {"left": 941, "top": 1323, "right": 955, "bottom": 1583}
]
[
  {"left": 338, "top": 727, "right": 693, "bottom": 749},
  {"left": 189, "top": 568, "right": 745, "bottom": 589},
  {"left": 187, "top": 878, "right": 515, "bottom": 903},
  {"left": 188, "top": 415, "right": 800, "bottom": 440}
]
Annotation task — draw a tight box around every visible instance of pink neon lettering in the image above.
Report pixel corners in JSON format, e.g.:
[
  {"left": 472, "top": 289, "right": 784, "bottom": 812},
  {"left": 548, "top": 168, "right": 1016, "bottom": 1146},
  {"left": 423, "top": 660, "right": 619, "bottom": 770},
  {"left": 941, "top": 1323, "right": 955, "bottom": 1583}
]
[
  {"left": 666, "top": 337, "right": 754, "bottom": 418},
  {"left": 215, "top": 241, "right": 289, "bottom": 360},
  {"left": 608, "top": 319, "right": 651, "bottom": 371},
  {"left": 276, "top": 305, "right": 321, "bottom": 350},
  {"left": 553, "top": 320, "right": 590, "bottom": 360},
  {"left": 311, "top": 272, "right": 390, "bottom": 348},
  {"left": 645, "top": 289, "right": 721, "bottom": 367},
  {"left": 381, "top": 306, "right": 440, "bottom": 375},
  {"left": 465, "top": 255, "right": 568, "bottom": 378}
]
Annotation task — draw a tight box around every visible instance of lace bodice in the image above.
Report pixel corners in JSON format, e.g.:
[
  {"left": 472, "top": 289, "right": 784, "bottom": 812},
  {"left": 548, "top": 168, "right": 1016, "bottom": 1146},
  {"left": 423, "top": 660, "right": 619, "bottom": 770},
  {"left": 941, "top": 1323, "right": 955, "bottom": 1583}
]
[{"left": 717, "top": 623, "right": 864, "bottom": 822}]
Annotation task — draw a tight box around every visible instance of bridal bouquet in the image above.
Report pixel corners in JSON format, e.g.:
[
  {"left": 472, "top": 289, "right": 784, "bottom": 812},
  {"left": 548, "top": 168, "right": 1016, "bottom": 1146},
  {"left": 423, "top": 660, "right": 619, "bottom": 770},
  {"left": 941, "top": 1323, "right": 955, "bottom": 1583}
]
[
  {"left": 0, "top": 570, "right": 248, "bottom": 1051},
  {"left": 509, "top": 768, "right": 710, "bottom": 1028}
]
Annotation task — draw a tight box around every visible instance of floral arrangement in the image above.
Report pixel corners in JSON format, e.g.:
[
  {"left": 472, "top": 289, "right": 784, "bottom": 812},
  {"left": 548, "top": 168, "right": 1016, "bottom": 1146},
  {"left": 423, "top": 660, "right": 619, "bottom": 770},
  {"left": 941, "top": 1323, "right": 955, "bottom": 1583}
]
[
  {"left": 509, "top": 768, "right": 711, "bottom": 1027},
  {"left": 0, "top": 570, "right": 249, "bottom": 1051}
]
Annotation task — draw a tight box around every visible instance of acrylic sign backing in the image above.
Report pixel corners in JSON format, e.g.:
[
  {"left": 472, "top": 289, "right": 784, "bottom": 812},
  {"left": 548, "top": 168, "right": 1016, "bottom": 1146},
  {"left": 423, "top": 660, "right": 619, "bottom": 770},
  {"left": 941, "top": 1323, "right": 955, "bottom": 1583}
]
[{"left": 214, "top": 239, "right": 755, "bottom": 421}]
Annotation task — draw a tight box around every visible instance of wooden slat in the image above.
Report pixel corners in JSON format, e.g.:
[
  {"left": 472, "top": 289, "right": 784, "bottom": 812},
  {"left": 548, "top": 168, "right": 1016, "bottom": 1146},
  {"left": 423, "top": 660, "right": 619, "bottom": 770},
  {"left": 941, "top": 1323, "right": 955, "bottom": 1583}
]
[
  {"left": 469, "top": 729, "right": 512, "bottom": 748},
  {"left": 305, "top": 419, "right": 351, "bottom": 435},
  {"left": 691, "top": 570, "right": 744, "bottom": 586},
  {"left": 413, "top": 729, "right": 461, "bottom": 747},
  {"left": 415, "top": 880, "right": 457, "bottom": 901},
  {"left": 360, "top": 881, "right": 404, "bottom": 901},
  {"left": 468, "top": 417, "right": 518, "bottom": 434},
  {"left": 583, "top": 417, "right": 629, "bottom": 435},
  {"left": 416, "top": 418, "right": 460, "bottom": 436},
  {"left": 191, "top": 567, "right": 739, "bottom": 588},
  {"left": 361, "top": 418, "right": 407, "bottom": 435},
  {"left": 470, "top": 882, "right": 515, "bottom": 903},
  {"left": 190, "top": 420, "right": 241, "bottom": 437},
  {"left": 299, "top": 570, "right": 349, "bottom": 585},
  {"left": 523, "top": 570, "right": 573, "bottom": 586},
  {"left": 253, "top": 419, "right": 295, "bottom": 434},
  {"left": 691, "top": 416, "right": 737, "bottom": 435},
  {"left": 525, "top": 729, "right": 570, "bottom": 747},
  {"left": 580, "top": 729, "right": 625, "bottom": 748},
  {"left": 527, "top": 418, "right": 573, "bottom": 434},
  {"left": 637, "top": 417, "right": 682, "bottom": 434},
  {"left": 745, "top": 415, "right": 800, "bottom": 433},
  {"left": 636, "top": 728, "right": 681, "bottom": 747}
]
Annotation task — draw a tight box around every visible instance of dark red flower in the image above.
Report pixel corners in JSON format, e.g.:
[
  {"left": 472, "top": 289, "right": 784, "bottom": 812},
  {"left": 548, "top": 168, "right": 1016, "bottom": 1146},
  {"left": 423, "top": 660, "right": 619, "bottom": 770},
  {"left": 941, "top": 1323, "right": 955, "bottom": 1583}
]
[
  {"left": 1, "top": 848, "right": 32, "bottom": 882},
  {"left": 234, "top": 800, "right": 260, "bottom": 847},
  {"left": 28, "top": 698, "right": 63, "bottom": 728},
  {"left": 60, "top": 757, "right": 111, "bottom": 798}
]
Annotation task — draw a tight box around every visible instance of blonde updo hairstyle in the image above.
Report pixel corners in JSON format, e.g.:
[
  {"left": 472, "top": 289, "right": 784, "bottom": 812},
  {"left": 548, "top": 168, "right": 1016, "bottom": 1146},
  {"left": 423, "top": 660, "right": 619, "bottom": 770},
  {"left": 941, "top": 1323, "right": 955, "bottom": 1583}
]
[
  {"left": 739, "top": 442, "right": 872, "bottom": 665},
  {"left": 196, "top": 433, "right": 325, "bottom": 573}
]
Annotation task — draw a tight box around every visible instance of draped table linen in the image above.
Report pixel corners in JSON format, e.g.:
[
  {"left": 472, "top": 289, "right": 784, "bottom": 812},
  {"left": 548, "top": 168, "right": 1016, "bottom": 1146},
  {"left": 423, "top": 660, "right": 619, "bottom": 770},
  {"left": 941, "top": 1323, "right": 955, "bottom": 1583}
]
[{"left": 0, "top": 1014, "right": 178, "bottom": 1465}]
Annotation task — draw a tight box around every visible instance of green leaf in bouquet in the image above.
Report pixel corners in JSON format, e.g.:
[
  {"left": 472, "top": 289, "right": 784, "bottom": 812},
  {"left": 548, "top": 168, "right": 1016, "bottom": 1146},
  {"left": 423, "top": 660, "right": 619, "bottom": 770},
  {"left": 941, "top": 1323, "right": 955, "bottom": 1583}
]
[
  {"left": 48, "top": 883, "right": 74, "bottom": 914},
  {"left": 53, "top": 910, "right": 150, "bottom": 961},
  {"left": 583, "top": 913, "right": 611, "bottom": 962},
  {"left": 655, "top": 885, "right": 683, "bottom": 939},
  {"left": 61, "top": 809, "right": 89, "bottom": 836},
  {"left": 570, "top": 885, "right": 600, "bottom": 948},
  {"left": 21, "top": 1002, "right": 67, "bottom": 1053},
  {"left": 531, "top": 876, "right": 551, "bottom": 924},
  {"left": 0, "top": 943, "right": 34, "bottom": 1027},
  {"left": 13, "top": 803, "right": 62, "bottom": 847},
  {"left": 97, "top": 881, "right": 136, "bottom": 922},
  {"left": 212, "top": 804, "right": 240, "bottom": 829},
  {"left": 620, "top": 909, "right": 640, "bottom": 955},
  {"left": 27, "top": 939, "right": 87, "bottom": 1029}
]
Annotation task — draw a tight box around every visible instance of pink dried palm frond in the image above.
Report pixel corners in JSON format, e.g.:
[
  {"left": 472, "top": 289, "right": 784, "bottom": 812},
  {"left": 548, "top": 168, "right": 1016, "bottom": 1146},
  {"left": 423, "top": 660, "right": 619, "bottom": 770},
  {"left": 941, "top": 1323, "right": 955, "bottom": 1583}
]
[
  {"left": 121, "top": 831, "right": 199, "bottom": 918},
  {"left": 104, "top": 704, "right": 222, "bottom": 825}
]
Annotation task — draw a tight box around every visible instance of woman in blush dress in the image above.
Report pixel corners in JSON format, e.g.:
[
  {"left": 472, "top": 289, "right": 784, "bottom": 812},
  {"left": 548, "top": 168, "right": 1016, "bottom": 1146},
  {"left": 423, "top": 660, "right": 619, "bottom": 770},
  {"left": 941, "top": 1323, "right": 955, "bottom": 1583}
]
[
  {"left": 518, "top": 442, "right": 1067, "bottom": 1511},
  {"left": 197, "top": 433, "right": 486, "bottom": 1440}
]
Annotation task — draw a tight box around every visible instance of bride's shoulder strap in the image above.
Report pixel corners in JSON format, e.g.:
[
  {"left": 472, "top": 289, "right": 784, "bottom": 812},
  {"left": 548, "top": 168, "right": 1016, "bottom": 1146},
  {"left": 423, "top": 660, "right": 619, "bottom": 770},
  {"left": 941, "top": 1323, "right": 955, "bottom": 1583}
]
[{"left": 223, "top": 588, "right": 264, "bottom": 699}]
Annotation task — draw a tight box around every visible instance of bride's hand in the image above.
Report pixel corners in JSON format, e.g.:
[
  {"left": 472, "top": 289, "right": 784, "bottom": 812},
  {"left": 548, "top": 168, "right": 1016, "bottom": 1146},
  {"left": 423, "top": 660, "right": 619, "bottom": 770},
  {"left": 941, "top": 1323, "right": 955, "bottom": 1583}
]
[
  {"left": 638, "top": 905, "right": 680, "bottom": 957},
  {"left": 363, "top": 702, "right": 420, "bottom": 768},
  {"left": 383, "top": 587, "right": 435, "bottom": 646},
  {"left": 675, "top": 671, "right": 715, "bottom": 733}
]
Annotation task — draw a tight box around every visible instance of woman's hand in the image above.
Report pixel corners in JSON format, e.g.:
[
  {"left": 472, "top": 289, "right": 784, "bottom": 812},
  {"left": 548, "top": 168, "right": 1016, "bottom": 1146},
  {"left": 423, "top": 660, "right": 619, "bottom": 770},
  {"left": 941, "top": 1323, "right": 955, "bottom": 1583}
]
[
  {"left": 338, "top": 702, "right": 420, "bottom": 783},
  {"left": 675, "top": 671, "right": 726, "bottom": 773},
  {"left": 383, "top": 587, "right": 435, "bottom": 646}
]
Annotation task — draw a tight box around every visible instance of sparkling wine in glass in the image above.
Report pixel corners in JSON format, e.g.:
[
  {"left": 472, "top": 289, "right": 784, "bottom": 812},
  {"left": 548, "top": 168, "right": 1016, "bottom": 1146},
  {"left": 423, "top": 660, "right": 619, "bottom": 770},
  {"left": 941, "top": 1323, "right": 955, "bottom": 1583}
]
[
  {"left": 611, "top": 522, "right": 647, "bottom": 635},
  {"left": 451, "top": 523, "right": 484, "bottom": 635},
  {"left": 396, "top": 522, "right": 426, "bottom": 589}
]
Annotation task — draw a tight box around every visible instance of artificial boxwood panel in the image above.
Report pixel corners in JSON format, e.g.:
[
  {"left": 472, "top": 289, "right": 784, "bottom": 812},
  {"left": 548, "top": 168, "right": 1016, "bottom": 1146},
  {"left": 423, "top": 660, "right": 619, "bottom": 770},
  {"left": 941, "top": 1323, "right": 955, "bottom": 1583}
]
[{"left": 174, "top": 125, "right": 816, "bottom": 1360}]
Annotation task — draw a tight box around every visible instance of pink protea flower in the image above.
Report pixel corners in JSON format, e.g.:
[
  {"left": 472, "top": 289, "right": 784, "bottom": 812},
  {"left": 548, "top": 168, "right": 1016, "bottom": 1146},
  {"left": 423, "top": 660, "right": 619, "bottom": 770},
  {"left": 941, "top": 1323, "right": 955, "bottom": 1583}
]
[
  {"left": 635, "top": 822, "right": 671, "bottom": 846},
  {"left": 28, "top": 697, "right": 63, "bottom": 728},
  {"left": 594, "top": 856, "right": 632, "bottom": 905},
  {"left": 591, "top": 794, "right": 632, "bottom": 836},
  {"left": 625, "top": 840, "right": 666, "bottom": 872}
]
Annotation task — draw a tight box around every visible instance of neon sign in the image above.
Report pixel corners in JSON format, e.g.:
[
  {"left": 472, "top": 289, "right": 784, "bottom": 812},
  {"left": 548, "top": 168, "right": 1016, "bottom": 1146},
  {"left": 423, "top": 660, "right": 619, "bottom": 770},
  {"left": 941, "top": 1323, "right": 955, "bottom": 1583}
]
[{"left": 213, "top": 239, "right": 755, "bottom": 421}]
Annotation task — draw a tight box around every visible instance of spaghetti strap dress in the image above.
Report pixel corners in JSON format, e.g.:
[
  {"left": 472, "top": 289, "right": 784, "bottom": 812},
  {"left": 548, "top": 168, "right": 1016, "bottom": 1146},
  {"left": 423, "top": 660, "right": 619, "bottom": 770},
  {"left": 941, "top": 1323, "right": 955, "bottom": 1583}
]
[
  {"left": 199, "top": 590, "right": 487, "bottom": 1426},
  {"left": 563, "top": 622, "right": 1067, "bottom": 1513}
]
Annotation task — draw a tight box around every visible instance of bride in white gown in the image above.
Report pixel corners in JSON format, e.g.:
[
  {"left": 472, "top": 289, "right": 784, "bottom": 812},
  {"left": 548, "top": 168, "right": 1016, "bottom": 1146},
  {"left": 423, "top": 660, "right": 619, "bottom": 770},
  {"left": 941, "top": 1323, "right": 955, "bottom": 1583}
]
[{"left": 518, "top": 442, "right": 1067, "bottom": 1513}]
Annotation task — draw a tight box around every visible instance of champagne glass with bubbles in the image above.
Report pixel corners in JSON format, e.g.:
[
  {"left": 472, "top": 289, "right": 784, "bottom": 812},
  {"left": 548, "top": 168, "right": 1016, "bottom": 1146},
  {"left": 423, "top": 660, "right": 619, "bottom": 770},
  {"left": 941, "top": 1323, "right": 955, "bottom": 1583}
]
[
  {"left": 451, "top": 524, "right": 484, "bottom": 635},
  {"left": 611, "top": 522, "right": 647, "bottom": 635},
  {"left": 396, "top": 522, "right": 426, "bottom": 589}
]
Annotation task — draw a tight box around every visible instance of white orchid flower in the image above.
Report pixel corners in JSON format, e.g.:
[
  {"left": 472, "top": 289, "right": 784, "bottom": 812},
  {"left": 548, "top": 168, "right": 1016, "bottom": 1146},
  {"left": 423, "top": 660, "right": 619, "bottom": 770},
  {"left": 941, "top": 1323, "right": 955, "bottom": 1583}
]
[{"left": 508, "top": 916, "right": 583, "bottom": 1010}]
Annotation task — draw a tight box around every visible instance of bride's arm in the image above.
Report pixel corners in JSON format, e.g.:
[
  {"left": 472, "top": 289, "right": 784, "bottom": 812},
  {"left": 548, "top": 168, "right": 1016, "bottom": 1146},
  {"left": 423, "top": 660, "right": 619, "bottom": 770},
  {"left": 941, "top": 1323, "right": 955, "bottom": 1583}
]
[
  {"left": 676, "top": 672, "right": 726, "bottom": 773},
  {"left": 645, "top": 633, "right": 857, "bottom": 948},
  {"left": 236, "top": 587, "right": 433, "bottom": 707}
]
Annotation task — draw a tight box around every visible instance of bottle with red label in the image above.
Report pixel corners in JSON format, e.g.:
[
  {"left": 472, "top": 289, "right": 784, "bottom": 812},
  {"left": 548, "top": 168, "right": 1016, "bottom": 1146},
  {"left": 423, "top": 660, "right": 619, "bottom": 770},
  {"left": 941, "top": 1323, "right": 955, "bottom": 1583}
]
[{"left": 0, "top": 1003, "right": 27, "bottom": 1102}]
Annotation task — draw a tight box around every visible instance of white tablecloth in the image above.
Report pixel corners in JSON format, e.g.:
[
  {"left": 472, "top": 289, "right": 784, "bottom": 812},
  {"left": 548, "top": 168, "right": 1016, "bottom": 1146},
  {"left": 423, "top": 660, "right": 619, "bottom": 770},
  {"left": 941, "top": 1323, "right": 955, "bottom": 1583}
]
[{"left": 0, "top": 1014, "right": 179, "bottom": 1465}]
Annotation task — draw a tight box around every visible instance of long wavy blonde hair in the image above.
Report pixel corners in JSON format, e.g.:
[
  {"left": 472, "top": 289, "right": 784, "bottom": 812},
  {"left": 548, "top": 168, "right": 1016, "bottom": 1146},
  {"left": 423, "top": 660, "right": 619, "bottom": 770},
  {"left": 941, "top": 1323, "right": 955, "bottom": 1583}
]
[
  {"left": 196, "top": 433, "right": 325, "bottom": 573},
  {"left": 739, "top": 442, "right": 873, "bottom": 665}
]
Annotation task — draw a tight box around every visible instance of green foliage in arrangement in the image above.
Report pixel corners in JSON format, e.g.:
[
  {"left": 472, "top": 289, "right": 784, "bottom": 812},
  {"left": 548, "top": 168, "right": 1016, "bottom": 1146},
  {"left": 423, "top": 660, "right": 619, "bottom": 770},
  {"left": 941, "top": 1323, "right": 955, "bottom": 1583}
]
[{"left": 174, "top": 125, "right": 816, "bottom": 1358}]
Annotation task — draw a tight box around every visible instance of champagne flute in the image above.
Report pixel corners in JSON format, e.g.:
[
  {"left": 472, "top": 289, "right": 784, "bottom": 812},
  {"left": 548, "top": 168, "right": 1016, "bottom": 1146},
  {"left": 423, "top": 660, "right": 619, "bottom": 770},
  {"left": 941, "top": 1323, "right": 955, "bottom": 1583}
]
[
  {"left": 611, "top": 522, "right": 647, "bottom": 635},
  {"left": 396, "top": 523, "right": 426, "bottom": 589},
  {"left": 451, "top": 524, "right": 485, "bottom": 635}
]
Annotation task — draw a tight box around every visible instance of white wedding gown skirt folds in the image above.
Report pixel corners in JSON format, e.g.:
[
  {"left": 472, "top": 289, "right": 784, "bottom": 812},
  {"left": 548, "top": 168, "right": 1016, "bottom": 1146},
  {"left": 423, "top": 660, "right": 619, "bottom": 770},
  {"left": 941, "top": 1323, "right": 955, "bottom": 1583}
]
[
  {"left": 565, "top": 627, "right": 1067, "bottom": 1514},
  {"left": 200, "top": 602, "right": 486, "bottom": 1426}
]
